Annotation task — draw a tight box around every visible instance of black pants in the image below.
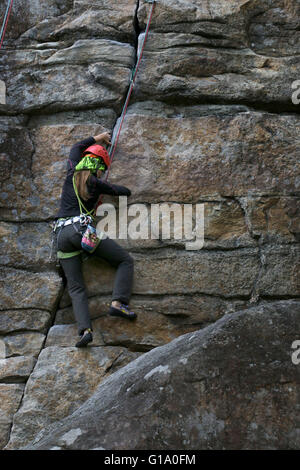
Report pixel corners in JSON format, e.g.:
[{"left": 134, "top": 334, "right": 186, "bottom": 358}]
[{"left": 57, "top": 222, "right": 134, "bottom": 336}]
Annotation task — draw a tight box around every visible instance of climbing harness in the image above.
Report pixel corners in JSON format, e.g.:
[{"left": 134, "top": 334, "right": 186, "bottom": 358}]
[
  {"left": 54, "top": 175, "right": 104, "bottom": 259},
  {"left": 50, "top": 170, "right": 105, "bottom": 261},
  {"left": 0, "top": 0, "right": 14, "bottom": 50},
  {"left": 51, "top": 216, "right": 85, "bottom": 262},
  {"left": 96, "top": 0, "right": 156, "bottom": 210}
]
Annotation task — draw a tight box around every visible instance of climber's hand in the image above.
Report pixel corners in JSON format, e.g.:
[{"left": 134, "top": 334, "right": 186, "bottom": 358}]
[
  {"left": 101, "top": 132, "right": 111, "bottom": 146},
  {"left": 94, "top": 132, "right": 111, "bottom": 146},
  {"left": 111, "top": 184, "right": 131, "bottom": 197}
]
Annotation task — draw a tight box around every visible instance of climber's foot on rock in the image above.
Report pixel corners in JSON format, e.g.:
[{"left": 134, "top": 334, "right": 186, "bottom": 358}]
[
  {"left": 109, "top": 302, "right": 137, "bottom": 320},
  {"left": 75, "top": 329, "right": 93, "bottom": 348}
]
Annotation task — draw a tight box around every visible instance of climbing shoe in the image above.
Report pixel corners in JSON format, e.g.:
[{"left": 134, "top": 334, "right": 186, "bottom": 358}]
[
  {"left": 75, "top": 330, "right": 93, "bottom": 348},
  {"left": 109, "top": 303, "right": 137, "bottom": 320}
]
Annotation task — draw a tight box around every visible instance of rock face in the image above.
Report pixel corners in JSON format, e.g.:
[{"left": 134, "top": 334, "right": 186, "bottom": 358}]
[
  {"left": 23, "top": 300, "right": 300, "bottom": 450},
  {"left": 0, "top": 0, "right": 299, "bottom": 450}
]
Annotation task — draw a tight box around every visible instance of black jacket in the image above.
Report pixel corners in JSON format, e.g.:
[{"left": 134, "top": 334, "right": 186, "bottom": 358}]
[{"left": 55, "top": 136, "right": 130, "bottom": 219}]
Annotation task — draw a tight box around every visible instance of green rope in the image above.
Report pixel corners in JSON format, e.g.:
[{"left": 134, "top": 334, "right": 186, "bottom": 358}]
[{"left": 72, "top": 174, "right": 95, "bottom": 219}]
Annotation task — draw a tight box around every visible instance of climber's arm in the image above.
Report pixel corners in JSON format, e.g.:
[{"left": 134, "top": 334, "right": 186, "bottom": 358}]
[
  {"left": 93, "top": 132, "right": 111, "bottom": 146},
  {"left": 68, "top": 132, "right": 111, "bottom": 165},
  {"left": 69, "top": 136, "right": 96, "bottom": 164},
  {"left": 88, "top": 174, "right": 131, "bottom": 197}
]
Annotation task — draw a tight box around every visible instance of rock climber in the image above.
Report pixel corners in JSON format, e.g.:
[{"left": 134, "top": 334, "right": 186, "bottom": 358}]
[{"left": 53, "top": 131, "right": 136, "bottom": 348}]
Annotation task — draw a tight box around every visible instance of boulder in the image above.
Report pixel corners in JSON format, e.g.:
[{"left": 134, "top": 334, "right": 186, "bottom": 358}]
[
  {"left": 22, "top": 299, "right": 300, "bottom": 450},
  {"left": 6, "top": 345, "right": 141, "bottom": 449}
]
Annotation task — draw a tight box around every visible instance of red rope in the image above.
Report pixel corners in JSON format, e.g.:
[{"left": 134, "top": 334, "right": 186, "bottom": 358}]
[{"left": 0, "top": 0, "right": 14, "bottom": 50}]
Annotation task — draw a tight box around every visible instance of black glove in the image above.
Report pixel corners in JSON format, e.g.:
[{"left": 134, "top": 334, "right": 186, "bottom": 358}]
[{"left": 111, "top": 184, "right": 131, "bottom": 197}]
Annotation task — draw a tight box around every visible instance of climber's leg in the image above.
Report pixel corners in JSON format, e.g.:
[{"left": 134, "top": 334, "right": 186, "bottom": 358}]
[
  {"left": 59, "top": 254, "right": 93, "bottom": 336},
  {"left": 93, "top": 237, "right": 136, "bottom": 319}
]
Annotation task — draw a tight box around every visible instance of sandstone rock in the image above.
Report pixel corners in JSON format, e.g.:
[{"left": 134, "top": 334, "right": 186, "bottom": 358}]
[
  {"left": 23, "top": 299, "right": 300, "bottom": 450},
  {"left": 245, "top": 0, "right": 300, "bottom": 57},
  {"left": 0, "top": 384, "right": 24, "bottom": 449},
  {"left": 56, "top": 293, "right": 249, "bottom": 327},
  {"left": 0, "top": 120, "right": 116, "bottom": 221},
  {"left": 105, "top": 247, "right": 258, "bottom": 295},
  {"left": 95, "top": 312, "right": 200, "bottom": 351},
  {"left": 0, "top": 0, "right": 73, "bottom": 41},
  {"left": 0, "top": 222, "right": 53, "bottom": 268},
  {"left": 58, "top": 247, "right": 260, "bottom": 311},
  {"left": 0, "top": 117, "right": 35, "bottom": 221},
  {"left": 54, "top": 294, "right": 251, "bottom": 353},
  {"left": 0, "top": 333, "right": 45, "bottom": 359},
  {"left": 108, "top": 104, "right": 300, "bottom": 202},
  {"left": 6, "top": 345, "right": 141, "bottom": 449},
  {"left": 0, "top": 310, "right": 51, "bottom": 334},
  {"left": 0, "top": 0, "right": 299, "bottom": 452},
  {"left": 135, "top": 1, "right": 300, "bottom": 107},
  {"left": 59, "top": 243, "right": 299, "bottom": 309},
  {"left": 239, "top": 196, "right": 300, "bottom": 243},
  {"left": 94, "top": 193, "right": 298, "bottom": 249},
  {"left": 0, "top": 267, "right": 63, "bottom": 312},
  {"left": 259, "top": 244, "right": 300, "bottom": 297},
  {"left": 45, "top": 324, "right": 105, "bottom": 348},
  {"left": 13, "top": 0, "right": 137, "bottom": 46},
  {"left": 1, "top": 40, "right": 135, "bottom": 113},
  {"left": 50, "top": 311, "right": 198, "bottom": 353},
  {"left": 133, "top": 33, "right": 299, "bottom": 107},
  {"left": 138, "top": 0, "right": 253, "bottom": 38},
  {"left": 96, "top": 197, "right": 256, "bottom": 250},
  {"left": 58, "top": 292, "right": 111, "bottom": 315},
  {"left": 0, "top": 356, "right": 36, "bottom": 383}
]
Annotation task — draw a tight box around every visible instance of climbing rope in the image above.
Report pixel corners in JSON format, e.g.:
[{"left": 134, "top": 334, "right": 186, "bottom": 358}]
[
  {"left": 0, "top": 0, "right": 13, "bottom": 50},
  {"left": 96, "top": 0, "right": 156, "bottom": 209}
]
